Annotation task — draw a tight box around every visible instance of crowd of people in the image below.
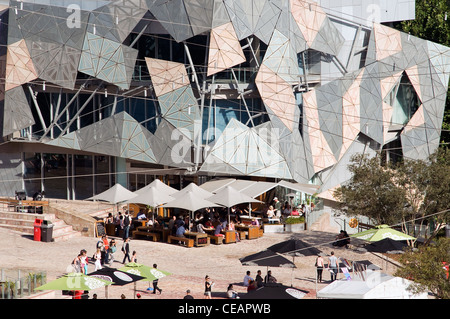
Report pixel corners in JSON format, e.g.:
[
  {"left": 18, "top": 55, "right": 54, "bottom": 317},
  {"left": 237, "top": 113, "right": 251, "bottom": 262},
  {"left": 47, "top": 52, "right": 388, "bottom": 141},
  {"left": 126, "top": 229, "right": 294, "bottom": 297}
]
[
  {"left": 200, "top": 269, "right": 280, "bottom": 300},
  {"left": 265, "top": 197, "right": 312, "bottom": 221},
  {"left": 70, "top": 233, "right": 137, "bottom": 275},
  {"left": 168, "top": 206, "right": 249, "bottom": 240}
]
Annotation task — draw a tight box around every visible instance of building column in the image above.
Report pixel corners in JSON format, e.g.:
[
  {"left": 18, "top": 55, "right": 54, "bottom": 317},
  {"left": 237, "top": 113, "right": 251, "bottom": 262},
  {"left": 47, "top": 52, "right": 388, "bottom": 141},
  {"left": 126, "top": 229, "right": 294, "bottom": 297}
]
[{"left": 116, "top": 157, "right": 127, "bottom": 188}]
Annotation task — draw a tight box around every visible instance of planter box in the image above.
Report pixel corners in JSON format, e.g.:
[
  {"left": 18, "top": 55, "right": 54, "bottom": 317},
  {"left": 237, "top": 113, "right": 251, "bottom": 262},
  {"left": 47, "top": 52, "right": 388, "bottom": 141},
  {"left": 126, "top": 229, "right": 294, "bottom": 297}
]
[
  {"left": 263, "top": 224, "right": 285, "bottom": 233},
  {"left": 285, "top": 223, "right": 305, "bottom": 233}
]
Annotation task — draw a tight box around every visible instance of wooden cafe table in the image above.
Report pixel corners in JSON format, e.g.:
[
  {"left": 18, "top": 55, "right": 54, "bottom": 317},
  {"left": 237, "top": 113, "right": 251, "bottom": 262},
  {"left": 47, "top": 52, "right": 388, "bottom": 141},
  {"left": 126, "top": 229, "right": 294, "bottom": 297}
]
[
  {"left": 235, "top": 224, "right": 260, "bottom": 240},
  {"left": 184, "top": 231, "right": 210, "bottom": 247}
]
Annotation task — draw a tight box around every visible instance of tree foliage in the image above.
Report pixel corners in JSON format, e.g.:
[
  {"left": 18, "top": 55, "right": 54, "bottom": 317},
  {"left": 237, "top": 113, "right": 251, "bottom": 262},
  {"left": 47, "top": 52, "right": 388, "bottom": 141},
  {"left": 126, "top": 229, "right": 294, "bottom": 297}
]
[
  {"left": 333, "top": 149, "right": 450, "bottom": 242},
  {"left": 395, "top": 238, "right": 450, "bottom": 299},
  {"left": 333, "top": 153, "right": 406, "bottom": 226}
]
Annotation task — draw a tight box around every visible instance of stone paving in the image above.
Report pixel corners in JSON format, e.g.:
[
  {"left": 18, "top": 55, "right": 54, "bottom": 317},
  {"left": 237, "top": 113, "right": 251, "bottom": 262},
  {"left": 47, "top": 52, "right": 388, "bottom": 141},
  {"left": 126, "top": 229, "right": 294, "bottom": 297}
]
[{"left": 1, "top": 222, "right": 398, "bottom": 299}]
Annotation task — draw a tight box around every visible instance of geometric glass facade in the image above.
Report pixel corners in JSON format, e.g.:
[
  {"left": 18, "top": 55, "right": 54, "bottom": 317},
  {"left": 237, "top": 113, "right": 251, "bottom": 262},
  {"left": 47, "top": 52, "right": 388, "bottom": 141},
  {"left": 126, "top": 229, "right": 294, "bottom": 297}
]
[{"left": 0, "top": 0, "right": 448, "bottom": 201}]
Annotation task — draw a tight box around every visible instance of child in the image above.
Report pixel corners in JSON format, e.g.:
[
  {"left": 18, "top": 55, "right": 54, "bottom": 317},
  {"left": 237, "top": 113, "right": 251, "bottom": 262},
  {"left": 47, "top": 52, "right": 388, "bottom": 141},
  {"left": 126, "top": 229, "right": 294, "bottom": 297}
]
[
  {"left": 80, "top": 249, "right": 88, "bottom": 274},
  {"left": 94, "top": 248, "right": 102, "bottom": 271}
]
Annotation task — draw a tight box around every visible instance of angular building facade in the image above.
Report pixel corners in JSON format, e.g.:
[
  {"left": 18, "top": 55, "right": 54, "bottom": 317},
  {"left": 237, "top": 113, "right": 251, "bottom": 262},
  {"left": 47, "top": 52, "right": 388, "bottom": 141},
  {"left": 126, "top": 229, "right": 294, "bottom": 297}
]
[{"left": 0, "top": 0, "right": 448, "bottom": 201}]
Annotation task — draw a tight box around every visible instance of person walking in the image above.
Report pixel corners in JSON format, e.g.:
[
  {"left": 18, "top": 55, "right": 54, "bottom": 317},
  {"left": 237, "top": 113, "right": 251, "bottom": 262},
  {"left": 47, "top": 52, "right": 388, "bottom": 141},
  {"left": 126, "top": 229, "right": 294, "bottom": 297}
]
[
  {"left": 108, "top": 239, "right": 116, "bottom": 265},
  {"left": 122, "top": 237, "right": 131, "bottom": 264},
  {"left": 204, "top": 275, "right": 213, "bottom": 299},
  {"left": 328, "top": 251, "right": 339, "bottom": 282},
  {"left": 315, "top": 254, "right": 324, "bottom": 283},
  {"left": 152, "top": 263, "right": 162, "bottom": 294},
  {"left": 100, "top": 235, "right": 109, "bottom": 266},
  {"left": 123, "top": 211, "right": 131, "bottom": 239}
]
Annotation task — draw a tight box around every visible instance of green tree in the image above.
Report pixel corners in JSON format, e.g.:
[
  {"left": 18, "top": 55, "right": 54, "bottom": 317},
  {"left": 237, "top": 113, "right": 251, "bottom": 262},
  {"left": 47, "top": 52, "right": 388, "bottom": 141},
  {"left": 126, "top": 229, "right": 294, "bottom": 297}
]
[
  {"left": 334, "top": 149, "right": 450, "bottom": 242},
  {"left": 333, "top": 153, "right": 407, "bottom": 226},
  {"left": 395, "top": 237, "right": 450, "bottom": 299},
  {"left": 419, "top": 147, "right": 450, "bottom": 240},
  {"left": 395, "top": 149, "right": 450, "bottom": 243},
  {"left": 394, "top": 0, "right": 450, "bottom": 144}
]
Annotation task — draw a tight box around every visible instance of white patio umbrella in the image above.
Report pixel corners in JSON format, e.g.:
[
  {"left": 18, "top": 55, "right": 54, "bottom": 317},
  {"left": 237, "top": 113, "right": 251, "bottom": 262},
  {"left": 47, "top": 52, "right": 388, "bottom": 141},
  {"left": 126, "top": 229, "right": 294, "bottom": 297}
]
[
  {"left": 88, "top": 183, "right": 137, "bottom": 216},
  {"left": 89, "top": 183, "right": 137, "bottom": 204},
  {"left": 162, "top": 190, "right": 221, "bottom": 227},
  {"left": 135, "top": 179, "right": 178, "bottom": 196},
  {"left": 206, "top": 186, "right": 262, "bottom": 224},
  {"left": 126, "top": 187, "right": 175, "bottom": 207},
  {"left": 171, "top": 182, "right": 213, "bottom": 199},
  {"left": 125, "top": 187, "right": 175, "bottom": 223}
]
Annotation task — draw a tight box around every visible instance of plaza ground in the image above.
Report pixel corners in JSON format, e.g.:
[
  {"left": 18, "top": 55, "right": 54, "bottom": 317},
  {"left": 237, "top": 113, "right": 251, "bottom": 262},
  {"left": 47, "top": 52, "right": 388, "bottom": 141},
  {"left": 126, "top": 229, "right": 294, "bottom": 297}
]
[{"left": 0, "top": 226, "right": 399, "bottom": 299}]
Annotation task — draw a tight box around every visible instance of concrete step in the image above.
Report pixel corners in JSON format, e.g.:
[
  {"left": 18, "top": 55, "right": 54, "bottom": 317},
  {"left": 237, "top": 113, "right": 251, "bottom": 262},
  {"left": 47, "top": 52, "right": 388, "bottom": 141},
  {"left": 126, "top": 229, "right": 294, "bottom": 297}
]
[
  {"left": 0, "top": 211, "right": 56, "bottom": 221},
  {"left": 0, "top": 210, "right": 81, "bottom": 242}
]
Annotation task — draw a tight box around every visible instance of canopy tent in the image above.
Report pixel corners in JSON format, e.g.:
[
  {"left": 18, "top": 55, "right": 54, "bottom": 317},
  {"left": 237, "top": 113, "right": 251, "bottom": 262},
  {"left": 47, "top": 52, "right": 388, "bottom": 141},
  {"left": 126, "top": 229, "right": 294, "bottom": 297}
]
[
  {"left": 87, "top": 183, "right": 137, "bottom": 204},
  {"left": 351, "top": 225, "right": 416, "bottom": 242},
  {"left": 241, "top": 283, "right": 308, "bottom": 299},
  {"left": 267, "top": 239, "right": 322, "bottom": 257},
  {"left": 88, "top": 267, "right": 145, "bottom": 298},
  {"left": 240, "top": 250, "right": 296, "bottom": 268},
  {"left": 317, "top": 273, "right": 428, "bottom": 299},
  {"left": 34, "top": 272, "right": 112, "bottom": 297},
  {"left": 360, "top": 238, "right": 410, "bottom": 254},
  {"left": 199, "top": 178, "right": 319, "bottom": 198},
  {"left": 88, "top": 267, "right": 145, "bottom": 286},
  {"left": 134, "top": 179, "right": 178, "bottom": 196},
  {"left": 119, "top": 262, "right": 170, "bottom": 282},
  {"left": 119, "top": 262, "right": 171, "bottom": 296}
]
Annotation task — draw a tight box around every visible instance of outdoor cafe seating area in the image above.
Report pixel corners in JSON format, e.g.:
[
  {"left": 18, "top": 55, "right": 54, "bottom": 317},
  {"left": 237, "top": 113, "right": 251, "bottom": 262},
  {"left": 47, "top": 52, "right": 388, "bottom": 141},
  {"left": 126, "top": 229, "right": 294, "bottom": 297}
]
[
  {"left": 107, "top": 211, "right": 264, "bottom": 248},
  {"left": 90, "top": 179, "right": 312, "bottom": 247},
  {"left": 91, "top": 178, "right": 316, "bottom": 248}
]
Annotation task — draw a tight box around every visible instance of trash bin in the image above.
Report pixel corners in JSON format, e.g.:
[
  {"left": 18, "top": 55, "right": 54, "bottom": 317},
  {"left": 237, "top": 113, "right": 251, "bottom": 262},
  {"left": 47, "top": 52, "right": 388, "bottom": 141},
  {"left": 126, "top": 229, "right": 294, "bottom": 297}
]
[
  {"left": 33, "top": 218, "right": 43, "bottom": 241},
  {"left": 40, "top": 220, "right": 54, "bottom": 242}
]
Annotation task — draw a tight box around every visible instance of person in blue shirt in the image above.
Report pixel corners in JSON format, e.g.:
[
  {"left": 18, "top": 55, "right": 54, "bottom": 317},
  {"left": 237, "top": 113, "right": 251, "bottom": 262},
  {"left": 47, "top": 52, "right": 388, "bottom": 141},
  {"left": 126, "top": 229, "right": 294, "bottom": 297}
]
[
  {"left": 214, "top": 223, "right": 224, "bottom": 237},
  {"left": 176, "top": 224, "right": 186, "bottom": 237}
]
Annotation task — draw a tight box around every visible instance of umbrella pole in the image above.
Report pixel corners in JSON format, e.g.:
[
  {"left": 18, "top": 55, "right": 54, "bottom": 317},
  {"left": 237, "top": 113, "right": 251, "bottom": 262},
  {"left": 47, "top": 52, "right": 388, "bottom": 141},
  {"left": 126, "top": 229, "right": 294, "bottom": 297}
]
[
  {"left": 105, "top": 285, "right": 109, "bottom": 299},
  {"left": 291, "top": 256, "right": 295, "bottom": 287},
  {"left": 134, "top": 282, "right": 136, "bottom": 299}
]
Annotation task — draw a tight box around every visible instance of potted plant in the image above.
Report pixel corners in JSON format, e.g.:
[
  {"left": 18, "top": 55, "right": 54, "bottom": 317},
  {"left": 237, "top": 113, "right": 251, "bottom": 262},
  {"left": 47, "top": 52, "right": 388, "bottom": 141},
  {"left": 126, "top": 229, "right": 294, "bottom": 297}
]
[{"left": 284, "top": 216, "right": 305, "bottom": 232}]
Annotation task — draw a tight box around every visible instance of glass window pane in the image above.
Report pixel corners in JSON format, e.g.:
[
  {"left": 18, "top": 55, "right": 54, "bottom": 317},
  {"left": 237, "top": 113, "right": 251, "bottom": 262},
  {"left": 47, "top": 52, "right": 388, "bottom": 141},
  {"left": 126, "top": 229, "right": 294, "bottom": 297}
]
[
  {"left": 24, "top": 153, "right": 42, "bottom": 197},
  {"left": 43, "top": 154, "right": 67, "bottom": 199},
  {"left": 94, "top": 156, "right": 110, "bottom": 195},
  {"left": 74, "top": 155, "right": 93, "bottom": 200}
]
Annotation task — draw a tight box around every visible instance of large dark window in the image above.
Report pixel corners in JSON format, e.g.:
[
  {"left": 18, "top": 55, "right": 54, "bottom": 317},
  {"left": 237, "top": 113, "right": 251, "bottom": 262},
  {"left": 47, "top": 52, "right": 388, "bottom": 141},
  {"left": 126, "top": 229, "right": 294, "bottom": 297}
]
[
  {"left": 24, "top": 152, "right": 42, "bottom": 197},
  {"left": 43, "top": 153, "right": 68, "bottom": 199},
  {"left": 74, "top": 155, "right": 93, "bottom": 200}
]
